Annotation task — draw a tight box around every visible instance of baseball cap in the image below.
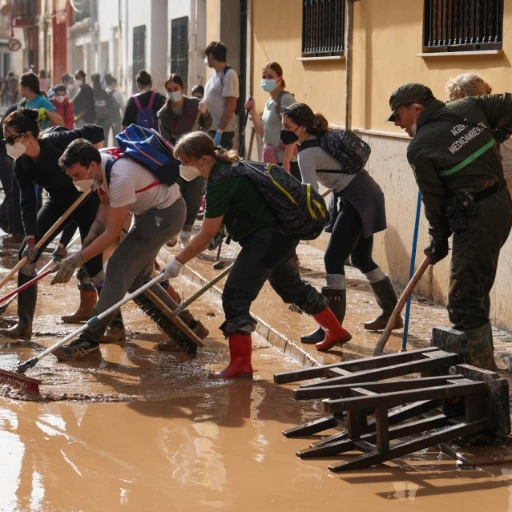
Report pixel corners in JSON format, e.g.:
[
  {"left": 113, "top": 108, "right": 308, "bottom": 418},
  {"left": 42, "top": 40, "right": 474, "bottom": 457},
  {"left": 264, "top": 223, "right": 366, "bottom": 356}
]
[{"left": 386, "top": 83, "right": 435, "bottom": 122}]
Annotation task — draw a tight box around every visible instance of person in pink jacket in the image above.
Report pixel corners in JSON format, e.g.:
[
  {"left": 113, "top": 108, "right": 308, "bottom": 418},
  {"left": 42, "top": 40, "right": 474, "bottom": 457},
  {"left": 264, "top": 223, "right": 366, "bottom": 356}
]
[{"left": 50, "top": 85, "right": 74, "bottom": 129}]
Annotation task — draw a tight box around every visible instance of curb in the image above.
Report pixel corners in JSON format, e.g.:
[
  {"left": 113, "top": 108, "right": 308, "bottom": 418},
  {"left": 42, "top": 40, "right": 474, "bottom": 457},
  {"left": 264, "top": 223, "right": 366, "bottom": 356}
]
[{"left": 157, "top": 247, "right": 321, "bottom": 369}]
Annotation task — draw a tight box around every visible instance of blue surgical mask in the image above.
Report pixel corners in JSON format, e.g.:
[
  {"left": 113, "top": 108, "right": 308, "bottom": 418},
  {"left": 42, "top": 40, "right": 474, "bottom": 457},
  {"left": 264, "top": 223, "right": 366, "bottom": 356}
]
[
  {"left": 168, "top": 91, "right": 183, "bottom": 102},
  {"left": 261, "top": 79, "right": 278, "bottom": 93}
]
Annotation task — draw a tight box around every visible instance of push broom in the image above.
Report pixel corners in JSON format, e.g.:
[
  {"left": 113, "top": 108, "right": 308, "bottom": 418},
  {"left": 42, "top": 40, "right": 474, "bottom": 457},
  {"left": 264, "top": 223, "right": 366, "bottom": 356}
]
[{"left": 0, "top": 272, "right": 204, "bottom": 395}]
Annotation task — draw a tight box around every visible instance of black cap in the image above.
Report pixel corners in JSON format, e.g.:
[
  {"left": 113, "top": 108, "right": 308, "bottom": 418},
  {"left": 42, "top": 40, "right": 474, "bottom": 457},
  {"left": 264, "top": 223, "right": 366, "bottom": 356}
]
[{"left": 386, "top": 83, "right": 435, "bottom": 122}]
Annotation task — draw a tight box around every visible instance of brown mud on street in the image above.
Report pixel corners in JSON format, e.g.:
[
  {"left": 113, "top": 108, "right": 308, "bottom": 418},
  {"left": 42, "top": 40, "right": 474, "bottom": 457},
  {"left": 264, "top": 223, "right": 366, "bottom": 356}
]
[{"left": 2, "top": 249, "right": 512, "bottom": 510}]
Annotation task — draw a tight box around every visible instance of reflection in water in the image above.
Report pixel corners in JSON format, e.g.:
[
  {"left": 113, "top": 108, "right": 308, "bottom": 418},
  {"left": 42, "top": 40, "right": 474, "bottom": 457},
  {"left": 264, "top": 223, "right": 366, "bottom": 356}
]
[
  {"left": 30, "top": 470, "right": 45, "bottom": 511},
  {"left": 0, "top": 430, "right": 24, "bottom": 511}
]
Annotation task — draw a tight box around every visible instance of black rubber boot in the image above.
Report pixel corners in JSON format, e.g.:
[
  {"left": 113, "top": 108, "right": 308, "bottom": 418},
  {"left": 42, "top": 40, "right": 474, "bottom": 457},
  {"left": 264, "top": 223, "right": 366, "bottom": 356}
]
[
  {"left": 301, "top": 287, "right": 346, "bottom": 344},
  {"left": 464, "top": 321, "right": 496, "bottom": 371},
  {"left": 364, "top": 277, "right": 404, "bottom": 331},
  {"left": 0, "top": 272, "right": 37, "bottom": 340}
]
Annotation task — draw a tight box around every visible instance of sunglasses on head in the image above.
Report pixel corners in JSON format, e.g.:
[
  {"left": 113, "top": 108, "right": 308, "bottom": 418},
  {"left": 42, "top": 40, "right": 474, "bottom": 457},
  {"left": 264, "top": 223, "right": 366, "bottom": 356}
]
[{"left": 2, "top": 133, "right": 26, "bottom": 146}]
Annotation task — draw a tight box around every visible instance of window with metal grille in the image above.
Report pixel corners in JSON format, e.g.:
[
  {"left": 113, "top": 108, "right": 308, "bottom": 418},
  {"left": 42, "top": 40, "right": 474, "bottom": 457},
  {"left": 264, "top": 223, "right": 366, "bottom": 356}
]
[
  {"left": 132, "top": 25, "right": 146, "bottom": 93},
  {"left": 13, "top": 0, "right": 36, "bottom": 19},
  {"left": 423, "top": 0, "right": 503, "bottom": 53},
  {"left": 171, "top": 17, "right": 189, "bottom": 89},
  {"left": 302, "top": 0, "right": 345, "bottom": 57}
]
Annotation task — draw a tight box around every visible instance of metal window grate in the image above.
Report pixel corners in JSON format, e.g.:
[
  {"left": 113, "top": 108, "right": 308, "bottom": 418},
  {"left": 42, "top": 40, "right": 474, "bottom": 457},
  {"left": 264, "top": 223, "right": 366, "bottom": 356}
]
[
  {"left": 302, "top": 0, "right": 345, "bottom": 57},
  {"left": 132, "top": 25, "right": 146, "bottom": 93},
  {"left": 171, "top": 17, "right": 189, "bottom": 89},
  {"left": 13, "top": 0, "right": 36, "bottom": 19},
  {"left": 423, "top": 0, "right": 503, "bottom": 53}
]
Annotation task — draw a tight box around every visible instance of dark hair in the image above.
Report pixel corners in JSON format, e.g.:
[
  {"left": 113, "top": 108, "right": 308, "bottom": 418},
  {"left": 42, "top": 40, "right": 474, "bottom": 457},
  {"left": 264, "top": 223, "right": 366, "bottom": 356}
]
[
  {"left": 61, "top": 73, "right": 73, "bottom": 84},
  {"left": 4, "top": 109, "right": 40, "bottom": 138},
  {"left": 91, "top": 73, "right": 102, "bottom": 88},
  {"left": 204, "top": 41, "right": 227, "bottom": 62},
  {"left": 75, "top": 70, "right": 86, "bottom": 79},
  {"left": 39, "top": 70, "right": 46, "bottom": 79},
  {"left": 174, "top": 131, "right": 239, "bottom": 164},
  {"left": 191, "top": 84, "right": 204, "bottom": 96},
  {"left": 136, "top": 70, "right": 152, "bottom": 87},
  {"left": 105, "top": 73, "right": 117, "bottom": 86},
  {"left": 20, "top": 72, "right": 42, "bottom": 95},
  {"left": 281, "top": 103, "right": 328, "bottom": 136},
  {"left": 53, "top": 84, "right": 67, "bottom": 94},
  {"left": 59, "top": 139, "right": 101, "bottom": 168},
  {"left": 165, "top": 74, "right": 185, "bottom": 90},
  {"left": 263, "top": 62, "right": 286, "bottom": 88}
]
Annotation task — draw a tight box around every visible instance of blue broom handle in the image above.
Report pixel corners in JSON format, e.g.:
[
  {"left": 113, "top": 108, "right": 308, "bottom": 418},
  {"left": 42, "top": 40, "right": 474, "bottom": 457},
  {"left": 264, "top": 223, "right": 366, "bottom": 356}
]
[{"left": 402, "top": 190, "right": 422, "bottom": 350}]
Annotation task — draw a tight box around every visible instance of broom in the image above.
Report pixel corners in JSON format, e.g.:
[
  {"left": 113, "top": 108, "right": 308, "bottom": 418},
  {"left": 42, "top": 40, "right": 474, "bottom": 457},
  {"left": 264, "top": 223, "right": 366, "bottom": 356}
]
[{"left": 0, "top": 272, "right": 201, "bottom": 395}]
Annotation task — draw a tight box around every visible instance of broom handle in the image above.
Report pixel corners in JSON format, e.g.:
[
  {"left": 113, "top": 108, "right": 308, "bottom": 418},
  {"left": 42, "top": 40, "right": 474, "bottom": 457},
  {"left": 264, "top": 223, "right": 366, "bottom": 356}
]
[
  {"left": 172, "top": 263, "right": 233, "bottom": 316},
  {"left": 28, "top": 272, "right": 165, "bottom": 362},
  {"left": 373, "top": 255, "right": 431, "bottom": 356},
  {"left": 0, "top": 268, "right": 56, "bottom": 305},
  {"left": 0, "top": 188, "right": 93, "bottom": 291}
]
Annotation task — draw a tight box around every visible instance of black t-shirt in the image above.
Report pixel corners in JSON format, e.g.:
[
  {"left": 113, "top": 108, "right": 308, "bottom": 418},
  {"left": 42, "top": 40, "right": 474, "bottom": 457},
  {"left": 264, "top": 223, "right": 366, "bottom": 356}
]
[
  {"left": 73, "top": 83, "right": 96, "bottom": 123},
  {"left": 122, "top": 90, "right": 166, "bottom": 126}
]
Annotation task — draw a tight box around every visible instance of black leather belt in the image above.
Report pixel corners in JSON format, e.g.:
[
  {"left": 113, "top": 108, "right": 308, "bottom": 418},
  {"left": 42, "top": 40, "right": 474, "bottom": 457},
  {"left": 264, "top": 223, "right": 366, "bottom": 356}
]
[{"left": 473, "top": 180, "right": 505, "bottom": 202}]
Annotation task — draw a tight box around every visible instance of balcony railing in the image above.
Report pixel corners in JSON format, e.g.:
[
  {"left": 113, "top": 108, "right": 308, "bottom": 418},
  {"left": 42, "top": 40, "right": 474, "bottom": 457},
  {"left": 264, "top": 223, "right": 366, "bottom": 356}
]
[
  {"left": 423, "top": 0, "right": 503, "bottom": 52},
  {"left": 302, "top": 0, "right": 345, "bottom": 57},
  {"left": 12, "top": 0, "right": 36, "bottom": 27}
]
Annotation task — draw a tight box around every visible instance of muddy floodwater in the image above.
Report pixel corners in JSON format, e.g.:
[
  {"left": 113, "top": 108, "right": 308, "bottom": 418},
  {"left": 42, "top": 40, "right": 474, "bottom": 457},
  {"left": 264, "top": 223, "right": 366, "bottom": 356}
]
[{"left": 1, "top": 251, "right": 512, "bottom": 511}]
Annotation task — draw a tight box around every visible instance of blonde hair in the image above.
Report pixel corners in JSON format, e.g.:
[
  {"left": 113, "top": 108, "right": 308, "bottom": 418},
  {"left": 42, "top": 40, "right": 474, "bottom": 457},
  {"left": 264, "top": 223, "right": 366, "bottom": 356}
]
[
  {"left": 445, "top": 72, "right": 493, "bottom": 102},
  {"left": 173, "top": 132, "right": 240, "bottom": 164}
]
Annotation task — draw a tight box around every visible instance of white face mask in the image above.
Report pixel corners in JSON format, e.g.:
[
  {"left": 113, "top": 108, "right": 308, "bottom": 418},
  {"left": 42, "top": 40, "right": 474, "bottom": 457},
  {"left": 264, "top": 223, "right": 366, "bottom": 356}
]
[
  {"left": 204, "top": 56, "right": 210, "bottom": 67},
  {"left": 6, "top": 139, "right": 26, "bottom": 160},
  {"left": 168, "top": 91, "right": 183, "bottom": 102},
  {"left": 75, "top": 79, "right": 83, "bottom": 88},
  {"left": 55, "top": 95, "right": 65, "bottom": 103},
  {"left": 74, "top": 166, "right": 95, "bottom": 192},
  {"left": 180, "top": 164, "right": 201, "bottom": 181},
  {"left": 411, "top": 107, "right": 418, "bottom": 137}
]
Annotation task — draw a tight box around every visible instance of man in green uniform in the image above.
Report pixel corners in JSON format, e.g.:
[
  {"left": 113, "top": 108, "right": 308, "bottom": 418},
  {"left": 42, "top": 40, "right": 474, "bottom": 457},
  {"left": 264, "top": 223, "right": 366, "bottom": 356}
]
[{"left": 387, "top": 82, "right": 512, "bottom": 369}]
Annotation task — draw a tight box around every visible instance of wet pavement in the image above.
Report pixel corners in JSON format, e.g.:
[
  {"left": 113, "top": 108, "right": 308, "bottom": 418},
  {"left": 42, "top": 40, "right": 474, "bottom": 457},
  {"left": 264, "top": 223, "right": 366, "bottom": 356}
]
[{"left": 1, "top": 232, "right": 512, "bottom": 510}]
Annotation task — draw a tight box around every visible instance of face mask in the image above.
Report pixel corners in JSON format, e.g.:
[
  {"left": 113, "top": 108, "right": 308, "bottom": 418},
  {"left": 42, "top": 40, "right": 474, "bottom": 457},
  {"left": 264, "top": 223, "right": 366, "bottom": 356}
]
[
  {"left": 74, "top": 166, "right": 95, "bottom": 192},
  {"left": 6, "top": 141, "right": 26, "bottom": 159},
  {"left": 280, "top": 129, "right": 299, "bottom": 145},
  {"left": 55, "top": 95, "right": 65, "bottom": 103},
  {"left": 180, "top": 164, "right": 201, "bottom": 181},
  {"left": 75, "top": 79, "right": 83, "bottom": 87},
  {"left": 168, "top": 91, "right": 183, "bottom": 102},
  {"left": 204, "top": 56, "right": 210, "bottom": 67},
  {"left": 411, "top": 109, "right": 418, "bottom": 137},
  {"left": 261, "top": 79, "right": 278, "bottom": 93}
]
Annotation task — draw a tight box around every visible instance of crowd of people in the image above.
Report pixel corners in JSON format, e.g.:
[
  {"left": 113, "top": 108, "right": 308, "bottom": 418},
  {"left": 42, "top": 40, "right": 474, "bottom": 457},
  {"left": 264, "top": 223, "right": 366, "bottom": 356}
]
[{"left": 0, "top": 41, "right": 511, "bottom": 379}]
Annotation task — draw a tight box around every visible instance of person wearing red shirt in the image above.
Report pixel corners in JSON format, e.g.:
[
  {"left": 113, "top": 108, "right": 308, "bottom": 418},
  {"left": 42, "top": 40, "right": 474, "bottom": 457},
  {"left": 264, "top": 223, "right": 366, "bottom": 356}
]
[{"left": 50, "top": 85, "right": 74, "bottom": 129}]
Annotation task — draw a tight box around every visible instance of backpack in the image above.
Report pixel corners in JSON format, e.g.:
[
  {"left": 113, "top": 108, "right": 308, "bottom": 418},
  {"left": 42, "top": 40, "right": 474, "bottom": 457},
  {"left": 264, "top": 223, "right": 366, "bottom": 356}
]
[
  {"left": 133, "top": 92, "right": 158, "bottom": 129},
  {"left": 301, "top": 130, "right": 371, "bottom": 174},
  {"left": 94, "top": 87, "right": 109, "bottom": 120},
  {"left": 209, "top": 161, "right": 329, "bottom": 240},
  {"left": 103, "top": 124, "right": 180, "bottom": 188},
  {"left": 220, "top": 66, "right": 244, "bottom": 116}
]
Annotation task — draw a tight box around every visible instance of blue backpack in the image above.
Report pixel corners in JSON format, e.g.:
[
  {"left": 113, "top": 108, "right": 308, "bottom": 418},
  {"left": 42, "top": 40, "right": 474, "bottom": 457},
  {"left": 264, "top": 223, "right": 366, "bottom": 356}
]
[
  {"left": 133, "top": 92, "right": 158, "bottom": 129},
  {"left": 103, "top": 124, "right": 180, "bottom": 187}
]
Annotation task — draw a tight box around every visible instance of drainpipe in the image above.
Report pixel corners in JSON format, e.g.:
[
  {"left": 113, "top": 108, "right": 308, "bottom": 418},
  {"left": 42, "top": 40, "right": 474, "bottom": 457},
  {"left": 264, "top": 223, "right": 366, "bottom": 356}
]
[{"left": 345, "top": 0, "right": 356, "bottom": 130}]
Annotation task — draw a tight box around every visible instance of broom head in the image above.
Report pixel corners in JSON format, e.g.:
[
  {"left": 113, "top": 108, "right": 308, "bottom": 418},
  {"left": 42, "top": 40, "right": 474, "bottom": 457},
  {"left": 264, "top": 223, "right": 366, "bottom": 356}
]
[{"left": 0, "top": 368, "right": 41, "bottom": 395}]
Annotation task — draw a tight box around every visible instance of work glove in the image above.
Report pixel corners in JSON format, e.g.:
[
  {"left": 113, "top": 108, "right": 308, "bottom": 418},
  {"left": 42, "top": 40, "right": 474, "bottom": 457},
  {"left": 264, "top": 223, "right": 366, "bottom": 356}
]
[
  {"left": 163, "top": 256, "right": 184, "bottom": 279},
  {"left": 213, "top": 130, "right": 222, "bottom": 146},
  {"left": 52, "top": 243, "right": 67, "bottom": 262},
  {"left": 22, "top": 236, "right": 38, "bottom": 262},
  {"left": 424, "top": 239, "right": 449, "bottom": 265},
  {"left": 51, "top": 251, "right": 87, "bottom": 285},
  {"left": 83, "top": 219, "right": 105, "bottom": 248}
]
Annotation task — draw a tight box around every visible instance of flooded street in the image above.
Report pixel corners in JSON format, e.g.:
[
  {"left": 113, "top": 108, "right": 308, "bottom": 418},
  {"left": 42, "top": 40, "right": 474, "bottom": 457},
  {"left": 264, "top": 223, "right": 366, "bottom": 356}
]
[{"left": 1, "top": 247, "right": 512, "bottom": 511}]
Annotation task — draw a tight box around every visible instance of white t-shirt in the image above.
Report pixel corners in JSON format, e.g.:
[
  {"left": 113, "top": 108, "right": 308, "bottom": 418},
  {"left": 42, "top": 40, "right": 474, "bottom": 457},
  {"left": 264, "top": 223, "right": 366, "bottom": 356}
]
[
  {"left": 204, "top": 66, "right": 239, "bottom": 132},
  {"left": 99, "top": 152, "right": 181, "bottom": 215}
]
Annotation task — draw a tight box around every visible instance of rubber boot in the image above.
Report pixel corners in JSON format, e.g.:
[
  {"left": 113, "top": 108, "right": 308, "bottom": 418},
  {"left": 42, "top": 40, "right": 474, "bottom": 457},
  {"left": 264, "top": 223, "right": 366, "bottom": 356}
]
[
  {"left": 364, "top": 276, "right": 404, "bottom": 331},
  {"left": 464, "top": 321, "right": 496, "bottom": 371},
  {"left": 301, "top": 287, "right": 346, "bottom": 344},
  {"left": 314, "top": 307, "right": 352, "bottom": 352},
  {"left": 0, "top": 273, "right": 36, "bottom": 340},
  {"left": 61, "top": 285, "right": 97, "bottom": 323},
  {"left": 209, "top": 333, "right": 253, "bottom": 379}
]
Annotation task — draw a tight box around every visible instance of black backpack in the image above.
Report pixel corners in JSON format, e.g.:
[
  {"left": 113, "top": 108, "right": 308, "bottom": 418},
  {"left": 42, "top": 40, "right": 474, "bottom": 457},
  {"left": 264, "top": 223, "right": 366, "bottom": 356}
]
[
  {"left": 221, "top": 66, "right": 245, "bottom": 116},
  {"left": 209, "top": 161, "right": 329, "bottom": 240}
]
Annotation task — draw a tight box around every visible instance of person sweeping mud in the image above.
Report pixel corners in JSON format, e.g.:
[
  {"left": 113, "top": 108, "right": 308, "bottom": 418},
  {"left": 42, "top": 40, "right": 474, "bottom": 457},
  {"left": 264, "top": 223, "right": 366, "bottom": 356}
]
[
  {"left": 387, "top": 83, "right": 512, "bottom": 369},
  {"left": 0, "top": 109, "right": 119, "bottom": 341},
  {"left": 161, "top": 131, "right": 351, "bottom": 380},
  {"left": 50, "top": 139, "right": 186, "bottom": 360}
]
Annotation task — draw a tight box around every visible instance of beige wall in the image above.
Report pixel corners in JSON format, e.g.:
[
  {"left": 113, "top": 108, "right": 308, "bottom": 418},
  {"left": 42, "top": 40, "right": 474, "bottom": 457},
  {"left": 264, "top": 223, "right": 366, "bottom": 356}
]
[
  {"left": 206, "top": 0, "right": 221, "bottom": 45},
  {"left": 250, "top": 0, "right": 512, "bottom": 330}
]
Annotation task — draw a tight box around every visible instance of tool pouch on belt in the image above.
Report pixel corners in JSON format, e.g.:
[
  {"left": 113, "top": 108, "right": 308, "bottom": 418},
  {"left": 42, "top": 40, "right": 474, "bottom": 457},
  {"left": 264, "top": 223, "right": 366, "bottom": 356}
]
[{"left": 445, "top": 192, "right": 479, "bottom": 233}]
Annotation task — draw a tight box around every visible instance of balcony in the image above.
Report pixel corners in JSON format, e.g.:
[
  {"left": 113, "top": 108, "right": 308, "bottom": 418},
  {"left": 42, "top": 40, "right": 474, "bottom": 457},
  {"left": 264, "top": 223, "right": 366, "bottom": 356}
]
[{"left": 12, "top": 0, "right": 36, "bottom": 28}]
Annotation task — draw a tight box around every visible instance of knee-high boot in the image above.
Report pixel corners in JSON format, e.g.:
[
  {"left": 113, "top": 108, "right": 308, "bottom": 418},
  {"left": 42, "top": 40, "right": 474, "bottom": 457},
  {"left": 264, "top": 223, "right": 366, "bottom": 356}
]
[
  {"left": 61, "top": 283, "right": 97, "bottom": 323},
  {"left": 0, "top": 272, "right": 37, "bottom": 340},
  {"left": 209, "top": 333, "right": 253, "bottom": 379},
  {"left": 301, "top": 287, "right": 346, "bottom": 344},
  {"left": 364, "top": 276, "right": 403, "bottom": 331}
]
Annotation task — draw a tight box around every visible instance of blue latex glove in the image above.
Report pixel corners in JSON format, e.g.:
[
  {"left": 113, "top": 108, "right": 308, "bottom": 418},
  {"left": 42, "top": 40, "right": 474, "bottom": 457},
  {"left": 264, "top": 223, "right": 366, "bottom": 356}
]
[{"left": 213, "top": 131, "right": 222, "bottom": 146}]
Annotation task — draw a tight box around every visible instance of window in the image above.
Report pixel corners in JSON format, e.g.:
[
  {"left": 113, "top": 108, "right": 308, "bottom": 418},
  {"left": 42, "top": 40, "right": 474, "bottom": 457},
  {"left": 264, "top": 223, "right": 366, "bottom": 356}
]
[
  {"left": 13, "top": 0, "right": 36, "bottom": 20},
  {"left": 423, "top": 0, "right": 503, "bottom": 53},
  {"left": 132, "top": 25, "right": 146, "bottom": 93},
  {"left": 171, "top": 17, "right": 189, "bottom": 88},
  {"left": 302, "top": 0, "right": 345, "bottom": 58}
]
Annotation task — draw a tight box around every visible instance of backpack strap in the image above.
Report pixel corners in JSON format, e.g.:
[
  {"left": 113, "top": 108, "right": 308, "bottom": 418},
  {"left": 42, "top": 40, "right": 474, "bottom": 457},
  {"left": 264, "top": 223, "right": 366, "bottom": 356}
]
[
  {"left": 299, "top": 139, "right": 321, "bottom": 151},
  {"left": 274, "top": 90, "right": 286, "bottom": 118},
  {"left": 133, "top": 94, "right": 143, "bottom": 112},
  {"left": 147, "top": 92, "right": 157, "bottom": 110},
  {"left": 220, "top": 66, "right": 232, "bottom": 86}
]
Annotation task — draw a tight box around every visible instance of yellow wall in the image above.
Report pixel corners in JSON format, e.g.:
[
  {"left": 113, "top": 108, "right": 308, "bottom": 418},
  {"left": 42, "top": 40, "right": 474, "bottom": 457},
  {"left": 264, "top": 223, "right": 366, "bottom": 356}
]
[{"left": 206, "top": 0, "right": 221, "bottom": 44}]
